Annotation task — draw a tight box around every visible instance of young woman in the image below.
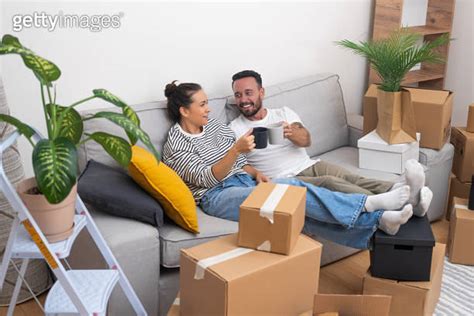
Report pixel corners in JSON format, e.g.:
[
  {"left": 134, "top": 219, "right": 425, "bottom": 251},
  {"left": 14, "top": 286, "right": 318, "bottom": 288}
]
[{"left": 162, "top": 81, "right": 414, "bottom": 249}]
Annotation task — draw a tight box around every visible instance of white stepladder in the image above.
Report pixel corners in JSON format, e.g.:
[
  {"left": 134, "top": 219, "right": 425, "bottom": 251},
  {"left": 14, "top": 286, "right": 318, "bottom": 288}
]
[{"left": 0, "top": 130, "right": 147, "bottom": 316}]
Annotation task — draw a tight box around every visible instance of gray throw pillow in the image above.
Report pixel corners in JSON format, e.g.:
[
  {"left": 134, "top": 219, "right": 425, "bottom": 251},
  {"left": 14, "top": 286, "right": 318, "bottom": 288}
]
[{"left": 78, "top": 160, "right": 164, "bottom": 227}]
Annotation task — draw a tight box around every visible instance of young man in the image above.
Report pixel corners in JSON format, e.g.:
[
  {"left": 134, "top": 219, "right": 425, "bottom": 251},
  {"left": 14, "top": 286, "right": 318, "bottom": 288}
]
[{"left": 228, "top": 70, "right": 432, "bottom": 216}]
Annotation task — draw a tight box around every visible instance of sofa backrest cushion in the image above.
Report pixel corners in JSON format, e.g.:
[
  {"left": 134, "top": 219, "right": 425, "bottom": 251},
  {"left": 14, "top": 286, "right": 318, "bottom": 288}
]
[
  {"left": 225, "top": 73, "right": 349, "bottom": 158},
  {"left": 77, "top": 97, "right": 227, "bottom": 171}
]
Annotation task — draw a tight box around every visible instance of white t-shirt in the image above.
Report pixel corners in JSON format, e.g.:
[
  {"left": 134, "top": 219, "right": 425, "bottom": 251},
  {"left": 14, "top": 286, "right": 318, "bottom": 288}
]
[{"left": 229, "top": 107, "right": 318, "bottom": 179}]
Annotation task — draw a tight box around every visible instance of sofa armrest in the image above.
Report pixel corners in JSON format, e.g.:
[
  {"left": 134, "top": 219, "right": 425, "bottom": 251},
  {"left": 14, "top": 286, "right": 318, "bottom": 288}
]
[{"left": 347, "top": 113, "right": 364, "bottom": 148}]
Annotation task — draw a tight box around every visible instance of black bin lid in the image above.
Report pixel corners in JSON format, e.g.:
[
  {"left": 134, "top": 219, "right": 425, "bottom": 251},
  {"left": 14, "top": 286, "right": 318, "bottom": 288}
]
[{"left": 374, "top": 215, "right": 435, "bottom": 247}]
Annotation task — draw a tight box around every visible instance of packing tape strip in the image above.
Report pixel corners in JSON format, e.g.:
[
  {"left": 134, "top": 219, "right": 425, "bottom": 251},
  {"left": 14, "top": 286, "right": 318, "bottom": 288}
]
[
  {"left": 260, "top": 184, "right": 289, "bottom": 223},
  {"left": 454, "top": 204, "right": 468, "bottom": 210},
  {"left": 194, "top": 247, "right": 254, "bottom": 280},
  {"left": 257, "top": 240, "right": 271, "bottom": 252}
]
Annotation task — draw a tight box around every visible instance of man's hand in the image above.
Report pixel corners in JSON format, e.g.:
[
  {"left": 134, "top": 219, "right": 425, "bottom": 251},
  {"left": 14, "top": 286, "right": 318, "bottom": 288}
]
[
  {"left": 255, "top": 172, "right": 270, "bottom": 183},
  {"left": 282, "top": 121, "right": 311, "bottom": 147},
  {"left": 234, "top": 129, "right": 255, "bottom": 154}
]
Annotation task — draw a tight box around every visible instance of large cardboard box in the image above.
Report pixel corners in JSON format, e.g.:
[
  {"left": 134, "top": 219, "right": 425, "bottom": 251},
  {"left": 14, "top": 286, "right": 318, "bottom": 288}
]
[
  {"left": 358, "top": 130, "right": 419, "bottom": 174},
  {"left": 180, "top": 234, "right": 322, "bottom": 315},
  {"left": 467, "top": 104, "right": 474, "bottom": 132},
  {"left": 363, "top": 85, "right": 453, "bottom": 149},
  {"left": 450, "top": 127, "right": 474, "bottom": 182},
  {"left": 370, "top": 215, "right": 435, "bottom": 281},
  {"left": 311, "top": 294, "right": 391, "bottom": 316},
  {"left": 238, "top": 182, "right": 306, "bottom": 255},
  {"left": 446, "top": 174, "right": 472, "bottom": 220},
  {"left": 447, "top": 197, "right": 474, "bottom": 265},
  {"left": 363, "top": 243, "right": 445, "bottom": 316}
]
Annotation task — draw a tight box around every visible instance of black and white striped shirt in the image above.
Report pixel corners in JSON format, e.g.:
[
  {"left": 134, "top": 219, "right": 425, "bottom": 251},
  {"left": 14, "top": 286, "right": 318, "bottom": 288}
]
[{"left": 163, "top": 118, "right": 247, "bottom": 203}]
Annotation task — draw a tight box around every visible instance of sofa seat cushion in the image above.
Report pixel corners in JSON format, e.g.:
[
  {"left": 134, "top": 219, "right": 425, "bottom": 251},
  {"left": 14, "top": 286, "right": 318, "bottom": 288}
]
[
  {"left": 158, "top": 207, "right": 238, "bottom": 268},
  {"left": 315, "top": 146, "right": 403, "bottom": 182}
]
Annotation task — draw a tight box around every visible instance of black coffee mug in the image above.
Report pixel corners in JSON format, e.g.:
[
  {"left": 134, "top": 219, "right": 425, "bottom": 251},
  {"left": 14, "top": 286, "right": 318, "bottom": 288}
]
[
  {"left": 252, "top": 127, "right": 268, "bottom": 149},
  {"left": 469, "top": 175, "right": 474, "bottom": 210}
]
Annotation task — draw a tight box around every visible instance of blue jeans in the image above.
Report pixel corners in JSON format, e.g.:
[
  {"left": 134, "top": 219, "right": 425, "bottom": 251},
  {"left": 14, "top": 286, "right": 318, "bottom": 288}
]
[{"left": 200, "top": 173, "right": 383, "bottom": 249}]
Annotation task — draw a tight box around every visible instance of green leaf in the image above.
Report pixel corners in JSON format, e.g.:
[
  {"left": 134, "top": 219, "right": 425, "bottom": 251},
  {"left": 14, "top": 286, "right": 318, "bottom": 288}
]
[
  {"left": 122, "top": 105, "right": 140, "bottom": 145},
  {"left": 47, "top": 104, "right": 83, "bottom": 144},
  {"left": 91, "top": 111, "right": 160, "bottom": 161},
  {"left": 0, "top": 114, "right": 35, "bottom": 138},
  {"left": 88, "top": 132, "right": 132, "bottom": 167},
  {"left": 0, "top": 34, "right": 61, "bottom": 84},
  {"left": 32, "top": 138, "right": 77, "bottom": 204},
  {"left": 93, "top": 89, "right": 128, "bottom": 108}
]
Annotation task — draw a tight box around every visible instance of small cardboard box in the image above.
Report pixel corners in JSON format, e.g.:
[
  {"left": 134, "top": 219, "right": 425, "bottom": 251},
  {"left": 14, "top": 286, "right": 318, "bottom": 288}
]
[
  {"left": 311, "top": 294, "right": 391, "bottom": 316},
  {"left": 450, "top": 127, "right": 474, "bottom": 183},
  {"left": 166, "top": 293, "right": 180, "bottom": 316},
  {"left": 363, "top": 243, "right": 446, "bottom": 316},
  {"left": 358, "top": 130, "right": 420, "bottom": 174},
  {"left": 238, "top": 182, "right": 306, "bottom": 255},
  {"left": 370, "top": 215, "right": 435, "bottom": 281},
  {"left": 446, "top": 175, "right": 471, "bottom": 220},
  {"left": 363, "top": 85, "right": 453, "bottom": 149},
  {"left": 180, "top": 234, "right": 322, "bottom": 316},
  {"left": 447, "top": 197, "right": 474, "bottom": 265}
]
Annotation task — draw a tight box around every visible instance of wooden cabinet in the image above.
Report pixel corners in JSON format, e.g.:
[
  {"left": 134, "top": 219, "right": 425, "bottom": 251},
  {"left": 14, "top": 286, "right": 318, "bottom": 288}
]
[{"left": 369, "top": 0, "right": 455, "bottom": 89}]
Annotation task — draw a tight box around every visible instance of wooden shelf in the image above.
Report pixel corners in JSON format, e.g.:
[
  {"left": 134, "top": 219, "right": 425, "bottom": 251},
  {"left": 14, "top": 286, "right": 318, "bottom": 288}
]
[
  {"left": 405, "top": 25, "right": 451, "bottom": 36},
  {"left": 369, "top": 0, "right": 456, "bottom": 90}
]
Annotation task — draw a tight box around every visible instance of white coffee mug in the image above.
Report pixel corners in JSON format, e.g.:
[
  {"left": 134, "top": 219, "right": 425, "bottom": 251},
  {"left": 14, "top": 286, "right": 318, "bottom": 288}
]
[{"left": 268, "top": 123, "right": 285, "bottom": 145}]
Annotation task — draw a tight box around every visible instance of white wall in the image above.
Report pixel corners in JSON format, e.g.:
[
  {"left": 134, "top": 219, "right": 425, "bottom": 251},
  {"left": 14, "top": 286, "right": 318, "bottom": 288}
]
[{"left": 1, "top": 1, "right": 472, "bottom": 177}]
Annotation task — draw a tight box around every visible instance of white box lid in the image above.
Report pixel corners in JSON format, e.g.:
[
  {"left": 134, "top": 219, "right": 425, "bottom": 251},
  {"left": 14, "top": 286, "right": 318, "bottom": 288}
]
[{"left": 358, "top": 130, "right": 420, "bottom": 153}]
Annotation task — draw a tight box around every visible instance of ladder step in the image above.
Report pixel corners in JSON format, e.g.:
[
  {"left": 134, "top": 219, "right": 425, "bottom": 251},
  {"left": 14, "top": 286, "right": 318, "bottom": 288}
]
[
  {"left": 44, "top": 270, "right": 119, "bottom": 314},
  {"left": 12, "top": 215, "right": 87, "bottom": 259}
]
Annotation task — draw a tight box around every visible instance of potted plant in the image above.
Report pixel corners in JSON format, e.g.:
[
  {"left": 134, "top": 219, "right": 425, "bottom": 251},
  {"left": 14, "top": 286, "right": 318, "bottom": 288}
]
[
  {"left": 0, "top": 34, "right": 159, "bottom": 242},
  {"left": 336, "top": 29, "right": 450, "bottom": 144}
]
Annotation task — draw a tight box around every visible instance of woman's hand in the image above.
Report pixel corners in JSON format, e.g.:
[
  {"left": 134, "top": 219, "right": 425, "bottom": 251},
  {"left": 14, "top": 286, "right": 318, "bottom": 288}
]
[
  {"left": 234, "top": 129, "right": 255, "bottom": 154},
  {"left": 255, "top": 172, "right": 270, "bottom": 183}
]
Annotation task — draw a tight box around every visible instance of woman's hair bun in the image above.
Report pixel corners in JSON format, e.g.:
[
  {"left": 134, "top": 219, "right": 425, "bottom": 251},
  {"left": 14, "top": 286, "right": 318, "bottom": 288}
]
[{"left": 164, "top": 80, "right": 179, "bottom": 98}]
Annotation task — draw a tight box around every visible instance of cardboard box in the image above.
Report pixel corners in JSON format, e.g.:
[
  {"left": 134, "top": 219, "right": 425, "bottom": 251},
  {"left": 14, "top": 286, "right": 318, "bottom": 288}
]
[
  {"left": 467, "top": 104, "right": 474, "bottom": 132},
  {"left": 363, "top": 85, "right": 453, "bottom": 149},
  {"left": 446, "top": 175, "right": 472, "bottom": 220},
  {"left": 358, "top": 130, "right": 420, "bottom": 174},
  {"left": 363, "top": 243, "right": 445, "bottom": 316},
  {"left": 370, "top": 215, "right": 435, "bottom": 281},
  {"left": 447, "top": 197, "right": 474, "bottom": 265},
  {"left": 180, "top": 234, "right": 322, "bottom": 316},
  {"left": 167, "top": 293, "right": 180, "bottom": 316},
  {"left": 450, "top": 127, "right": 474, "bottom": 183},
  {"left": 311, "top": 294, "right": 391, "bottom": 316},
  {"left": 238, "top": 182, "right": 306, "bottom": 255}
]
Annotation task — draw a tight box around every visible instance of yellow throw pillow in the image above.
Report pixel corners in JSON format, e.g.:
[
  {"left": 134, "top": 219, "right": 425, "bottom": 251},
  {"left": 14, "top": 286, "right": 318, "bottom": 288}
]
[{"left": 128, "top": 146, "right": 199, "bottom": 233}]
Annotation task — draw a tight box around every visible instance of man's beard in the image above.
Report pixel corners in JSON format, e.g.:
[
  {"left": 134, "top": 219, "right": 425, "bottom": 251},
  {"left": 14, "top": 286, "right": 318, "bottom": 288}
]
[{"left": 239, "top": 99, "right": 262, "bottom": 118}]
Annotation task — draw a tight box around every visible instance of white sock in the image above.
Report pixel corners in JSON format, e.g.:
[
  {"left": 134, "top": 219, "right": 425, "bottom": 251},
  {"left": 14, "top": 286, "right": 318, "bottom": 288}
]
[
  {"left": 365, "top": 185, "right": 410, "bottom": 212},
  {"left": 413, "top": 186, "right": 433, "bottom": 217},
  {"left": 378, "top": 204, "right": 413, "bottom": 235},
  {"left": 389, "top": 180, "right": 406, "bottom": 191},
  {"left": 405, "top": 159, "right": 425, "bottom": 205}
]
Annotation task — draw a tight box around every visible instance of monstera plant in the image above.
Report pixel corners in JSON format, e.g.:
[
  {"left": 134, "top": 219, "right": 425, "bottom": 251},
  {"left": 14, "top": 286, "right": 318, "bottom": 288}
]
[{"left": 0, "top": 34, "right": 159, "bottom": 241}]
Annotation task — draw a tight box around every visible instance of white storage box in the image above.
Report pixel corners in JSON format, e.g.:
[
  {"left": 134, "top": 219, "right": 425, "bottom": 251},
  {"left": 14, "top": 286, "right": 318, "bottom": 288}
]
[{"left": 358, "top": 130, "right": 420, "bottom": 174}]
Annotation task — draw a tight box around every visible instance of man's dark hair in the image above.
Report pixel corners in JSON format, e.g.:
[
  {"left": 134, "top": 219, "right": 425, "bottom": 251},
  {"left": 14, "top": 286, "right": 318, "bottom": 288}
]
[{"left": 232, "top": 70, "right": 262, "bottom": 87}]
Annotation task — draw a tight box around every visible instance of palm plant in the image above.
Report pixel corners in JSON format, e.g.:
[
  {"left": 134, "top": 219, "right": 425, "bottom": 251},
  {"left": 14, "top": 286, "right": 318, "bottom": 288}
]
[
  {"left": 0, "top": 34, "right": 159, "bottom": 204},
  {"left": 336, "top": 29, "right": 450, "bottom": 92}
]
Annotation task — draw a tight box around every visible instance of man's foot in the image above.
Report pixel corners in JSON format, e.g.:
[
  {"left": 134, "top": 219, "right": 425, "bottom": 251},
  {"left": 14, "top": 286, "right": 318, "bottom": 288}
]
[
  {"left": 413, "top": 186, "right": 433, "bottom": 217},
  {"left": 378, "top": 204, "right": 413, "bottom": 235},
  {"left": 389, "top": 181, "right": 406, "bottom": 191},
  {"left": 365, "top": 185, "right": 410, "bottom": 212},
  {"left": 405, "top": 159, "right": 425, "bottom": 205}
]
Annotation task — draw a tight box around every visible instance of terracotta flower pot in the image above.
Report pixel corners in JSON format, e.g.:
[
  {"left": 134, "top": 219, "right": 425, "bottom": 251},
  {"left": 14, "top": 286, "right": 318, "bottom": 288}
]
[{"left": 17, "top": 177, "right": 76, "bottom": 243}]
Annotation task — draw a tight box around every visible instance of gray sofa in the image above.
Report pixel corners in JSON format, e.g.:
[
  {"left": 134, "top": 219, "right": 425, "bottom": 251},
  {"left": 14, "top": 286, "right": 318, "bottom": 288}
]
[{"left": 68, "top": 73, "right": 454, "bottom": 315}]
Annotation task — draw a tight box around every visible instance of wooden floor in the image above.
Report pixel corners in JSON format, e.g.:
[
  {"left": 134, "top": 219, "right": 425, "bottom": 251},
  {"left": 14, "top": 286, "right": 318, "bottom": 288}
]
[{"left": 0, "top": 219, "right": 450, "bottom": 315}]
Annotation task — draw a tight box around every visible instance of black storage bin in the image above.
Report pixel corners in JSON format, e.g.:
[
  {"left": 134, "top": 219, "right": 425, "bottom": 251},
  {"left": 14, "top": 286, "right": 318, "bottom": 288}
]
[{"left": 370, "top": 215, "right": 435, "bottom": 281}]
